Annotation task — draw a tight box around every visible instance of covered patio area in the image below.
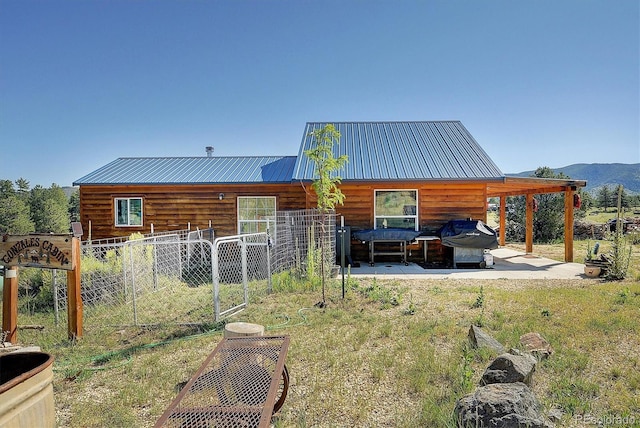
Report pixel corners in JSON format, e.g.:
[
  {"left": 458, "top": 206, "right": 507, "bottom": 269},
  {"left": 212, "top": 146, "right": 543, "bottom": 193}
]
[{"left": 485, "top": 176, "right": 587, "bottom": 263}]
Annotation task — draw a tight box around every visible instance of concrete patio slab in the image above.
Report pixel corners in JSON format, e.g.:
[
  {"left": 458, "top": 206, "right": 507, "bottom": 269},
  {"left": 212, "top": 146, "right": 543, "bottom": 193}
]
[{"left": 345, "top": 248, "right": 587, "bottom": 280}]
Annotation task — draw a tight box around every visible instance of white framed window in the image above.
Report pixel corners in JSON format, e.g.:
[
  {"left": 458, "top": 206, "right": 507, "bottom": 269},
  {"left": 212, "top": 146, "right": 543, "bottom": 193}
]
[
  {"left": 374, "top": 189, "right": 418, "bottom": 230},
  {"left": 237, "top": 196, "right": 276, "bottom": 234},
  {"left": 115, "top": 197, "right": 143, "bottom": 227}
]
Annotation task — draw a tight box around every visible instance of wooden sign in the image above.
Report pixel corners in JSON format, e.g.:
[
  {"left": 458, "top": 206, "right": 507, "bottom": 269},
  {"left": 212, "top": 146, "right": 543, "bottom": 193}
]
[{"left": 1, "top": 234, "right": 75, "bottom": 270}]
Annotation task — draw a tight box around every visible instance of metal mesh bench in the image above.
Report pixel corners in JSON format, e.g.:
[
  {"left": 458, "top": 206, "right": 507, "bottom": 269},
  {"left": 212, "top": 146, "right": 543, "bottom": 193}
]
[{"left": 155, "top": 335, "right": 290, "bottom": 428}]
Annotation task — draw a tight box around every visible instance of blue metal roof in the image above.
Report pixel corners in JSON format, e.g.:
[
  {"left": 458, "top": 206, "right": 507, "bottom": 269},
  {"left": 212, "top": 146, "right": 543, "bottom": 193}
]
[
  {"left": 292, "top": 121, "right": 504, "bottom": 181},
  {"left": 74, "top": 121, "right": 504, "bottom": 185},
  {"left": 73, "top": 156, "right": 297, "bottom": 185}
]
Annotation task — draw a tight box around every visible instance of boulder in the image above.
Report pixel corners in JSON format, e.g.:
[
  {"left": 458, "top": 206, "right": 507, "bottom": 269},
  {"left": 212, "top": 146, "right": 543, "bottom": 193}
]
[
  {"left": 520, "top": 332, "right": 553, "bottom": 360},
  {"left": 455, "top": 382, "right": 553, "bottom": 428},
  {"left": 480, "top": 353, "right": 536, "bottom": 386},
  {"left": 468, "top": 325, "right": 506, "bottom": 354}
]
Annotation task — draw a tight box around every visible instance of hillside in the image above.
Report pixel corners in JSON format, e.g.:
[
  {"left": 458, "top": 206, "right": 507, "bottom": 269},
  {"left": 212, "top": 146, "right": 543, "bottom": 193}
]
[{"left": 508, "top": 163, "right": 640, "bottom": 194}]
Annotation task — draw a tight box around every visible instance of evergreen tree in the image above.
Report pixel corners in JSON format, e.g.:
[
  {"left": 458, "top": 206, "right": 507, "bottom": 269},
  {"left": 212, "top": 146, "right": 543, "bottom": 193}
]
[
  {"left": 597, "top": 185, "right": 612, "bottom": 211},
  {"left": 0, "top": 195, "right": 35, "bottom": 234},
  {"left": 578, "top": 190, "right": 594, "bottom": 211},
  {"left": 69, "top": 188, "right": 80, "bottom": 223},
  {"left": 29, "top": 185, "right": 48, "bottom": 231},
  {"left": 29, "top": 184, "right": 70, "bottom": 233},
  {"left": 15, "top": 178, "right": 30, "bottom": 201},
  {"left": 0, "top": 180, "right": 15, "bottom": 198},
  {"left": 42, "top": 197, "right": 70, "bottom": 232}
]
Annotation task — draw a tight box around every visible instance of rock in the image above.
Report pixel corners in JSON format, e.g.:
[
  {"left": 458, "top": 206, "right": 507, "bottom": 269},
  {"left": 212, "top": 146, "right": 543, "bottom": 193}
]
[
  {"left": 468, "top": 325, "right": 506, "bottom": 354},
  {"left": 548, "top": 408, "right": 563, "bottom": 423},
  {"left": 509, "top": 348, "right": 539, "bottom": 365},
  {"left": 520, "top": 332, "right": 553, "bottom": 360},
  {"left": 455, "top": 382, "right": 554, "bottom": 428},
  {"left": 480, "top": 353, "right": 536, "bottom": 386}
]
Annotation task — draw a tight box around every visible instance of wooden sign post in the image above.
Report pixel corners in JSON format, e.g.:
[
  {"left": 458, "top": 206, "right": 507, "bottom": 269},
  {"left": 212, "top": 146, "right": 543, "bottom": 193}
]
[
  {"left": 2, "top": 267, "right": 18, "bottom": 343},
  {"left": 66, "top": 238, "right": 83, "bottom": 339},
  {"left": 1, "top": 234, "right": 82, "bottom": 341}
]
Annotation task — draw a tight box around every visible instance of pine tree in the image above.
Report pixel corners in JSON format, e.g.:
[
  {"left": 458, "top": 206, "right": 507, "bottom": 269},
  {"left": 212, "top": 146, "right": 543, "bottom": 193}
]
[{"left": 597, "top": 185, "right": 612, "bottom": 212}]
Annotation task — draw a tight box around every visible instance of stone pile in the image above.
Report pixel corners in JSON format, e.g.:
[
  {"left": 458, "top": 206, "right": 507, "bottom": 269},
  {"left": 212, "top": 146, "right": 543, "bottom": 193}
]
[{"left": 455, "top": 326, "right": 556, "bottom": 428}]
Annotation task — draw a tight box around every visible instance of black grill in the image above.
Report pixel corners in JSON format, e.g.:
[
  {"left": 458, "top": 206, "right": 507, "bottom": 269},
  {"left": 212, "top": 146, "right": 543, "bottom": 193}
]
[{"left": 439, "top": 220, "right": 498, "bottom": 268}]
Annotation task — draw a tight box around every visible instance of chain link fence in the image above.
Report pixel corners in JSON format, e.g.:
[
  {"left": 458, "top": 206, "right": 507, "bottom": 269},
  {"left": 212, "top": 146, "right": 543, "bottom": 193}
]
[
  {"left": 8, "top": 211, "right": 336, "bottom": 339},
  {"left": 52, "top": 230, "right": 271, "bottom": 334}
]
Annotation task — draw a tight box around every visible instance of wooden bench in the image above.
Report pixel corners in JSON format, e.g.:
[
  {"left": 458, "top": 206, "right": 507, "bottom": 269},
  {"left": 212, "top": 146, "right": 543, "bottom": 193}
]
[{"left": 155, "top": 335, "right": 290, "bottom": 428}]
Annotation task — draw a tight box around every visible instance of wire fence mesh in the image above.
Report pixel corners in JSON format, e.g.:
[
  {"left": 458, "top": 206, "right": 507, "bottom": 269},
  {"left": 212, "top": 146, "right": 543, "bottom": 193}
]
[
  {"left": 270, "top": 209, "right": 336, "bottom": 279},
  {"left": 51, "top": 230, "right": 272, "bottom": 335},
  {"left": 214, "top": 233, "right": 271, "bottom": 320},
  {"left": 7, "top": 210, "right": 337, "bottom": 340}
]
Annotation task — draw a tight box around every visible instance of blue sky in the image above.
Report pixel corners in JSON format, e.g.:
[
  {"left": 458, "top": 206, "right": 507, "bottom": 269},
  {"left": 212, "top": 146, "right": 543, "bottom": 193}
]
[{"left": 1, "top": 0, "right": 638, "bottom": 188}]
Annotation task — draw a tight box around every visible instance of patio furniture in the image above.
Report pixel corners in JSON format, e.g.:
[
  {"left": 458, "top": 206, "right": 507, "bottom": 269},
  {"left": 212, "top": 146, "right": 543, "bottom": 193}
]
[
  {"left": 352, "top": 228, "right": 423, "bottom": 266},
  {"left": 413, "top": 235, "right": 441, "bottom": 264}
]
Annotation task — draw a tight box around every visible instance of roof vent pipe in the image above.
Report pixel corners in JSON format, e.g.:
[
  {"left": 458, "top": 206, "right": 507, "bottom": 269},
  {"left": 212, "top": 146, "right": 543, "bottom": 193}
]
[{"left": 205, "top": 146, "right": 214, "bottom": 157}]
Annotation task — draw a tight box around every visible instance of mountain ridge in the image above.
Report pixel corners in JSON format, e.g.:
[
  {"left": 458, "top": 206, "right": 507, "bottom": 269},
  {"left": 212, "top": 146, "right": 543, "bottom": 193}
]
[{"left": 507, "top": 163, "right": 640, "bottom": 194}]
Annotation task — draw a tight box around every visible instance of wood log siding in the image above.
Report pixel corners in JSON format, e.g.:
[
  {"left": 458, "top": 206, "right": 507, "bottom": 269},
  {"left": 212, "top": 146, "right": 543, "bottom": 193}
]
[
  {"left": 78, "top": 181, "right": 489, "bottom": 247},
  {"left": 337, "top": 182, "right": 487, "bottom": 230},
  {"left": 78, "top": 184, "right": 308, "bottom": 240}
]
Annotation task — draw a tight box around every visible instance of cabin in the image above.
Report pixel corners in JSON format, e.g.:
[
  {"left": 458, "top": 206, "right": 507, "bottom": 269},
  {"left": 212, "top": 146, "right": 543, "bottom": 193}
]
[{"left": 73, "top": 121, "right": 586, "bottom": 263}]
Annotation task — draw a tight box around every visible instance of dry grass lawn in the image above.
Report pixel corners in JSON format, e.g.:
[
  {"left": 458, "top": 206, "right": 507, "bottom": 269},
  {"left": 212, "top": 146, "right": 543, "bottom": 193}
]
[{"left": 13, "top": 271, "right": 637, "bottom": 427}]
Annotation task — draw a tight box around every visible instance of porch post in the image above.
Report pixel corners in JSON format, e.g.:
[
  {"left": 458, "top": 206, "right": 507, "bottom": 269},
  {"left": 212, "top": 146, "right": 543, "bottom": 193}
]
[
  {"left": 564, "top": 187, "right": 575, "bottom": 262},
  {"left": 525, "top": 193, "right": 534, "bottom": 254}
]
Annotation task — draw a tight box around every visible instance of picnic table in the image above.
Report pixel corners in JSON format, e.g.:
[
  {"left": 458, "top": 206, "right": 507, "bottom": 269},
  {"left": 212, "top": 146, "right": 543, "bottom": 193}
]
[{"left": 155, "top": 335, "right": 290, "bottom": 428}]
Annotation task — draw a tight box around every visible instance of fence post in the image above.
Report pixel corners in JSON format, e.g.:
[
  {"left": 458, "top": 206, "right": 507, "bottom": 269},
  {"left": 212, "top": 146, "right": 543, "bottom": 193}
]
[
  {"left": 153, "top": 235, "right": 159, "bottom": 290},
  {"left": 340, "top": 215, "right": 346, "bottom": 299},
  {"left": 53, "top": 269, "right": 59, "bottom": 326},
  {"left": 213, "top": 241, "right": 220, "bottom": 321},
  {"left": 129, "top": 242, "right": 138, "bottom": 326},
  {"left": 2, "top": 266, "right": 18, "bottom": 343},
  {"left": 66, "top": 237, "right": 83, "bottom": 339},
  {"left": 266, "top": 235, "right": 272, "bottom": 293},
  {"left": 241, "top": 237, "right": 248, "bottom": 304}
]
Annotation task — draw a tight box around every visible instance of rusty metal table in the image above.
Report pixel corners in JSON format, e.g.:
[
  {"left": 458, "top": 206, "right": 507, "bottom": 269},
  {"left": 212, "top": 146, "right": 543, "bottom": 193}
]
[{"left": 155, "top": 335, "right": 290, "bottom": 428}]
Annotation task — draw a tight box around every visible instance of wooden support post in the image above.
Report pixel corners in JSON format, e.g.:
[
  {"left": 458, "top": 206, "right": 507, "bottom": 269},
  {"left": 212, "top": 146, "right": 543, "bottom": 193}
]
[
  {"left": 66, "top": 237, "right": 83, "bottom": 339},
  {"left": 525, "top": 193, "right": 534, "bottom": 254},
  {"left": 499, "top": 196, "right": 506, "bottom": 246},
  {"left": 2, "top": 266, "right": 18, "bottom": 344},
  {"left": 564, "top": 188, "right": 575, "bottom": 262}
]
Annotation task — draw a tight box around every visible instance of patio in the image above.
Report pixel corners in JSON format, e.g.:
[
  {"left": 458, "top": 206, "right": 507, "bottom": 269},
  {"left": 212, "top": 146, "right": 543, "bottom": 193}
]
[{"left": 346, "top": 248, "right": 587, "bottom": 280}]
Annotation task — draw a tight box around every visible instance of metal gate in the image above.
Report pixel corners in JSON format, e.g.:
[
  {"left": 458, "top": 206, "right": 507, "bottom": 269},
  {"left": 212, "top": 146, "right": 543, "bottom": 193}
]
[{"left": 213, "top": 233, "right": 271, "bottom": 321}]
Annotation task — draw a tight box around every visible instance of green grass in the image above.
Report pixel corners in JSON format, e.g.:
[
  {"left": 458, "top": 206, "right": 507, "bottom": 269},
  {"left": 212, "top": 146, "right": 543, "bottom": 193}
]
[
  {"left": 7, "top": 236, "right": 640, "bottom": 427},
  {"left": 8, "top": 271, "right": 638, "bottom": 427}
]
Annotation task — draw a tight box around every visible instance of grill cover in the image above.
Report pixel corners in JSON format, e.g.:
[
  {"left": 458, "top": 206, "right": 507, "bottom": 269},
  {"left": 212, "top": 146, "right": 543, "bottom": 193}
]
[
  {"left": 352, "top": 228, "right": 423, "bottom": 242},
  {"left": 439, "top": 220, "right": 498, "bottom": 249}
]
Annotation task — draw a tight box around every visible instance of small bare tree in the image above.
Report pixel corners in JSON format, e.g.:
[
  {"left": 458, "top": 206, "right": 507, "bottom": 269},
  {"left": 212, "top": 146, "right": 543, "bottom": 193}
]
[
  {"left": 304, "top": 124, "right": 348, "bottom": 305},
  {"left": 606, "top": 186, "right": 632, "bottom": 280}
]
